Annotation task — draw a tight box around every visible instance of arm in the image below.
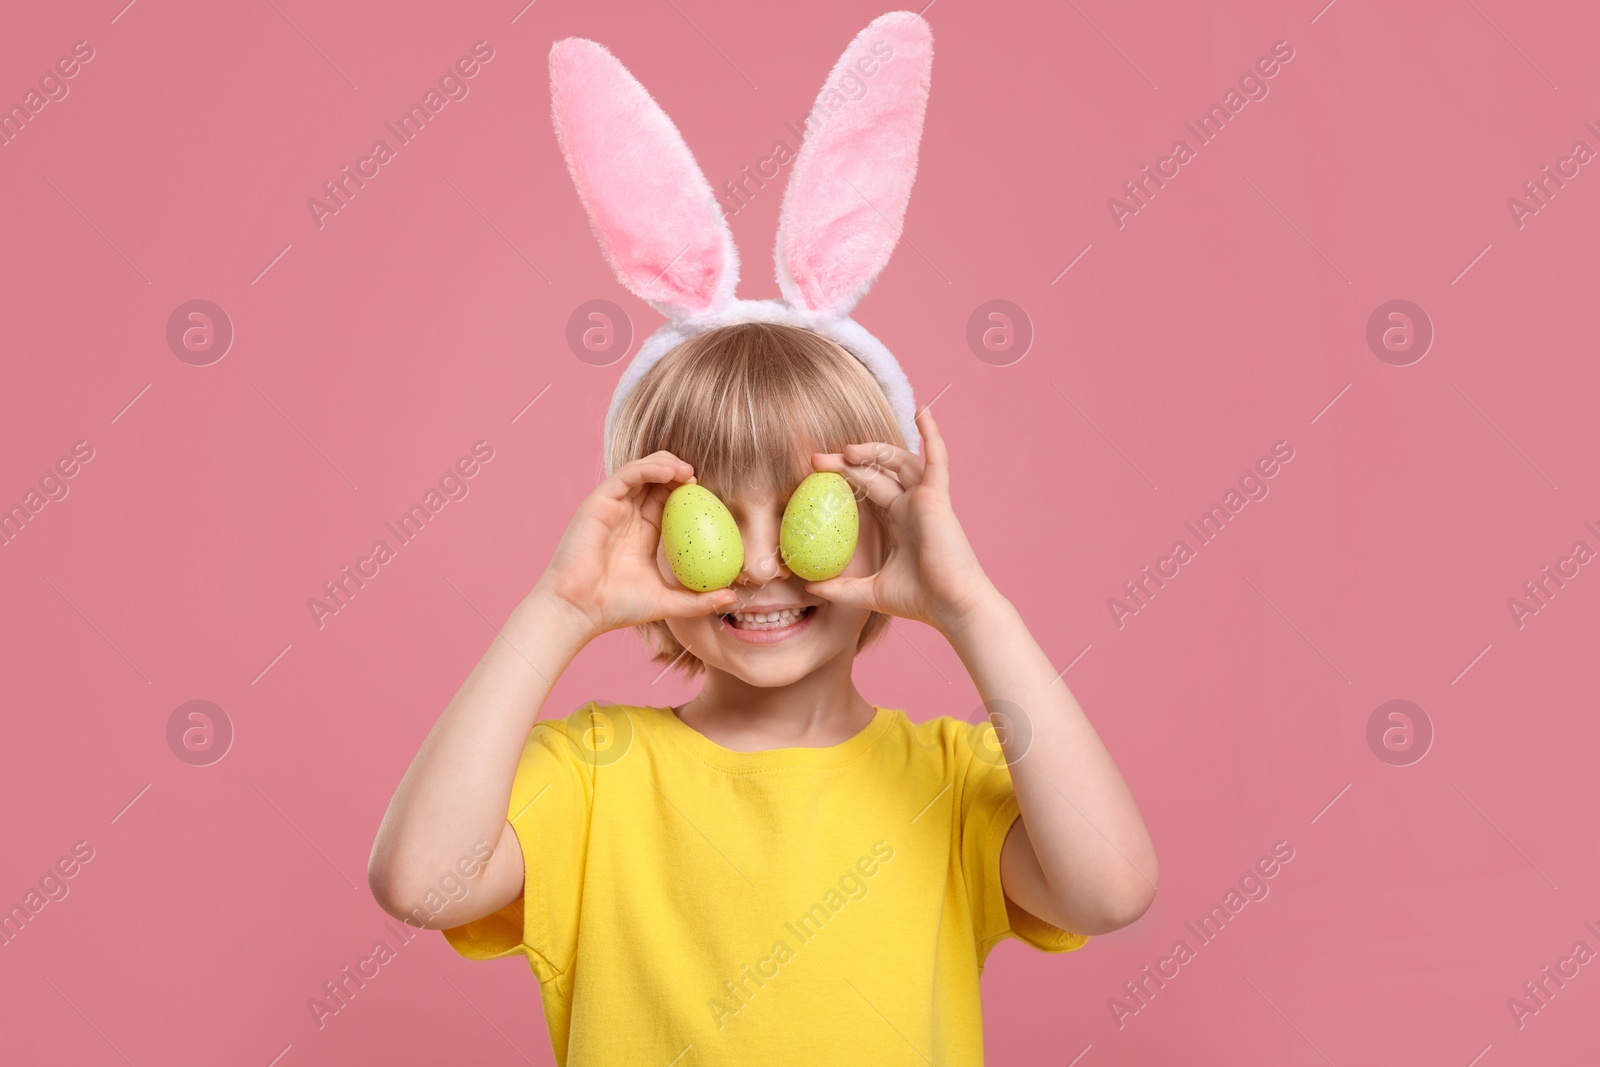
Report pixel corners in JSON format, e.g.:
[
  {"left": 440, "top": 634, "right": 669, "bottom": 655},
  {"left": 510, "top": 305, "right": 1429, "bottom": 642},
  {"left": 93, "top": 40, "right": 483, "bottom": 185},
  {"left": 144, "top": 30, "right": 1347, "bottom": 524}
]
[
  {"left": 367, "top": 452, "right": 736, "bottom": 930},
  {"left": 942, "top": 594, "right": 1159, "bottom": 935},
  {"left": 366, "top": 590, "right": 590, "bottom": 929},
  {"left": 810, "top": 407, "right": 1158, "bottom": 937}
]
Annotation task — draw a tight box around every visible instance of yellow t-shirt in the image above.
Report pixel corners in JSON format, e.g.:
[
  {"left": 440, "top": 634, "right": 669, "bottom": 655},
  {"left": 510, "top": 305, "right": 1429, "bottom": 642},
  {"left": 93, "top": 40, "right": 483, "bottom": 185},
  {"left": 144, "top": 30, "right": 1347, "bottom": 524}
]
[{"left": 442, "top": 702, "right": 1088, "bottom": 1065}]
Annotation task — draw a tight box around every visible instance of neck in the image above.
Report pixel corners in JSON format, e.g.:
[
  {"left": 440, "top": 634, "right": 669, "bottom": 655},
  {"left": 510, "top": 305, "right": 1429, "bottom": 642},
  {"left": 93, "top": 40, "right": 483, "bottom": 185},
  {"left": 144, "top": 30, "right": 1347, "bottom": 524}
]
[{"left": 681, "top": 644, "right": 874, "bottom": 746}]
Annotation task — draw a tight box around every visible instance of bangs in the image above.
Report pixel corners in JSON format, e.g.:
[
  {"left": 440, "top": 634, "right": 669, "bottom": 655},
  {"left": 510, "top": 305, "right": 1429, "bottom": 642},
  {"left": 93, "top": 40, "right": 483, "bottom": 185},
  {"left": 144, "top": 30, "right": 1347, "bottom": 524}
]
[{"left": 606, "top": 323, "right": 906, "bottom": 499}]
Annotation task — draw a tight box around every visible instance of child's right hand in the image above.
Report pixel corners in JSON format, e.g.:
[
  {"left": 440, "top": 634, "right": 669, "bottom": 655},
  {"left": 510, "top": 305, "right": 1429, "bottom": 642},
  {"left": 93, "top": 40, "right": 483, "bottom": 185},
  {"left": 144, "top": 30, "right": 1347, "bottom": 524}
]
[{"left": 534, "top": 451, "right": 738, "bottom": 641}]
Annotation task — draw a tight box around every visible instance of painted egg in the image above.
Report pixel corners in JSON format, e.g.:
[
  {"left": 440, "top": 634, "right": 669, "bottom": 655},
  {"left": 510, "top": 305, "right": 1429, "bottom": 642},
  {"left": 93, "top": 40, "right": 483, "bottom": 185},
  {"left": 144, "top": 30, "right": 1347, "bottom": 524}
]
[
  {"left": 780, "top": 472, "right": 859, "bottom": 581},
  {"left": 661, "top": 484, "right": 744, "bottom": 591}
]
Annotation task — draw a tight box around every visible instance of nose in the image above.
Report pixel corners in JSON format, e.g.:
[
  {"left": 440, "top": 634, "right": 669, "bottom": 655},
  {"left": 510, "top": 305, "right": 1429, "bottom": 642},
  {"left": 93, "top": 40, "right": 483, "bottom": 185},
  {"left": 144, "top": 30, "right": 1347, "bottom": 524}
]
[{"left": 736, "top": 509, "right": 791, "bottom": 587}]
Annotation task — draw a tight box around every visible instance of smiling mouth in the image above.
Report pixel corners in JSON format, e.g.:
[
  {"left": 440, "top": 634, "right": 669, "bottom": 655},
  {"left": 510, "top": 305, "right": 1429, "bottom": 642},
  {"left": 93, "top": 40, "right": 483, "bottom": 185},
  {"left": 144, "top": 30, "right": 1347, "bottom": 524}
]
[{"left": 720, "top": 605, "right": 817, "bottom": 631}]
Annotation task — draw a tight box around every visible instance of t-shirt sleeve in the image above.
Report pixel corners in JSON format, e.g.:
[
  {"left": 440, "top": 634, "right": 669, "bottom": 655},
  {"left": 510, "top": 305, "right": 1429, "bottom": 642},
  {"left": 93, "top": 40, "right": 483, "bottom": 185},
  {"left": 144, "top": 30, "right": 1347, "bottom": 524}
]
[
  {"left": 440, "top": 704, "right": 597, "bottom": 982},
  {"left": 956, "top": 722, "right": 1090, "bottom": 962}
]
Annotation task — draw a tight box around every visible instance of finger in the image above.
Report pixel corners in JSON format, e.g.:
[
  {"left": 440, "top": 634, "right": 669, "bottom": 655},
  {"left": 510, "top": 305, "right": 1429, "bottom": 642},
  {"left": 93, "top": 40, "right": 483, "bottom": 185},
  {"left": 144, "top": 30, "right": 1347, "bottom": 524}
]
[
  {"left": 659, "top": 587, "right": 739, "bottom": 619},
  {"left": 603, "top": 456, "right": 694, "bottom": 499},
  {"left": 841, "top": 440, "right": 924, "bottom": 491},
  {"left": 805, "top": 574, "right": 878, "bottom": 613},
  {"left": 639, "top": 481, "right": 671, "bottom": 527},
  {"left": 915, "top": 407, "right": 950, "bottom": 494},
  {"left": 812, "top": 452, "right": 905, "bottom": 509}
]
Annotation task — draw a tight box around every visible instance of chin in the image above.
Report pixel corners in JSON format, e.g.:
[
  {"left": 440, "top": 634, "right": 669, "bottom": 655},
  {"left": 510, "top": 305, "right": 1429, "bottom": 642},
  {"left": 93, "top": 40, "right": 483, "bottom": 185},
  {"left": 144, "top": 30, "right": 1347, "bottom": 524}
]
[{"left": 709, "top": 654, "right": 819, "bottom": 688}]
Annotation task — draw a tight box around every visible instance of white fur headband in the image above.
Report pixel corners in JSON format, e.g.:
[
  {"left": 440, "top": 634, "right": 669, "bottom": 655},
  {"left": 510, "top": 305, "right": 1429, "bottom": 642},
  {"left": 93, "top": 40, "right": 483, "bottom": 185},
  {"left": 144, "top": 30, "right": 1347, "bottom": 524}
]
[{"left": 548, "top": 11, "right": 933, "bottom": 455}]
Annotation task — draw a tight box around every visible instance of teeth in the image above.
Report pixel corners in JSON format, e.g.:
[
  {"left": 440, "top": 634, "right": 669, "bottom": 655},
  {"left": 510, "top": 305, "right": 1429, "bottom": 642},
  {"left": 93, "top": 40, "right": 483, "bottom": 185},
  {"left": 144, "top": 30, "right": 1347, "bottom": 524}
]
[{"left": 727, "top": 607, "right": 809, "bottom": 630}]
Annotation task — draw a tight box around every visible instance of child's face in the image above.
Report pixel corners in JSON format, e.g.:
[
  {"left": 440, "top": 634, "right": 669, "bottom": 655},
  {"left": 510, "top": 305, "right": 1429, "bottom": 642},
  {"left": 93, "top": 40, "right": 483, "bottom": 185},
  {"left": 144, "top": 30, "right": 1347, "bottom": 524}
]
[{"left": 658, "top": 476, "right": 883, "bottom": 686}]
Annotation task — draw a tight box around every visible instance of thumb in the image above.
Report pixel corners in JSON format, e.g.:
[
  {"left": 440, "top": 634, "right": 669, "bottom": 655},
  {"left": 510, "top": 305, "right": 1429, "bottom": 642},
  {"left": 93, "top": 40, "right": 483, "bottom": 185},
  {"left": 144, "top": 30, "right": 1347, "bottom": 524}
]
[
  {"left": 661, "top": 588, "right": 739, "bottom": 619},
  {"left": 806, "top": 575, "right": 877, "bottom": 612}
]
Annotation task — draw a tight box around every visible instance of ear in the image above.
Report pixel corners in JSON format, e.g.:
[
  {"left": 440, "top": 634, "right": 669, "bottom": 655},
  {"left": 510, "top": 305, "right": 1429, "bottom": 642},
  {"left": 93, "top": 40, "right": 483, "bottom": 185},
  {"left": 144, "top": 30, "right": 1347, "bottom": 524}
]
[
  {"left": 775, "top": 12, "right": 933, "bottom": 319},
  {"left": 549, "top": 38, "right": 739, "bottom": 321}
]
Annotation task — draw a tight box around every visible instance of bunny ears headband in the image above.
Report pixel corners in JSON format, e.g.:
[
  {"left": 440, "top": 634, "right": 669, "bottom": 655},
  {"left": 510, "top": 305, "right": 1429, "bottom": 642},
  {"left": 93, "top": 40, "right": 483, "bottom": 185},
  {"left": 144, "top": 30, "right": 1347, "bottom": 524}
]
[{"left": 549, "top": 11, "right": 933, "bottom": 455}]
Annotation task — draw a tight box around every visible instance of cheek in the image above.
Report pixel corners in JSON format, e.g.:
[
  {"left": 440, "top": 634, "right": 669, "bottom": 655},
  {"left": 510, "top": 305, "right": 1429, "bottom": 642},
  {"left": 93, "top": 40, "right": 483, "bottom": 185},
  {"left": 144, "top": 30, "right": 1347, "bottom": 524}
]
[
  {"left": 840, "top": 511, "right": 883, "bottom": 577},
  {"left": 656, "top": 537, "right": 681, "bottom": 587},
  {"left": 664, "top": 617, "right": 702, "bottom": 649}
]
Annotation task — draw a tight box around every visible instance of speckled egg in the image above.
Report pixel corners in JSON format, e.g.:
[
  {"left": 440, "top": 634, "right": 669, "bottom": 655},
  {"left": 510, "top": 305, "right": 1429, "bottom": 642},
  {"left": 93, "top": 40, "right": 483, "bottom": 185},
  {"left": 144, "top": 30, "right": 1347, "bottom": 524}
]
[
  {"left": 661, "top": 484, "right": 744, "bottom": 591},
  {"left": 780, "top": 472, "right": 858, "bottom": 581}
]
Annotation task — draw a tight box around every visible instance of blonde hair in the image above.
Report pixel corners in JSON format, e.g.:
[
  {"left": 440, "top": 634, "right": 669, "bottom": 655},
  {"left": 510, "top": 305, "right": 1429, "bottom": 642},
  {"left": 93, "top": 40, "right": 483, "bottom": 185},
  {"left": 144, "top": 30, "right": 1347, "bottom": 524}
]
[{"left": 605, "top": 322, "right": 906, "bottom": 676}]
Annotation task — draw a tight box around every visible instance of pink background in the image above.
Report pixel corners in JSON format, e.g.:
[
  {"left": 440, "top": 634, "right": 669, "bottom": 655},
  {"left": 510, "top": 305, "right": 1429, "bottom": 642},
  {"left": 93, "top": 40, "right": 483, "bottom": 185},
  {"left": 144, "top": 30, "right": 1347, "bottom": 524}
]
[{"left": 2, "top": 0, "right": 1597, "bottom": 1063}]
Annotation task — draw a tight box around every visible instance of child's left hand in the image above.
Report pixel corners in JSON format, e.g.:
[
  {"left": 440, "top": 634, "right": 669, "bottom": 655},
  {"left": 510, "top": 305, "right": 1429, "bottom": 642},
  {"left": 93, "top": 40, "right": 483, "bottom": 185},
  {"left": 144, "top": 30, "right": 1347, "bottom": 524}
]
[{"left": 807, "top": 407, "right": 1000, "bottom": 635}]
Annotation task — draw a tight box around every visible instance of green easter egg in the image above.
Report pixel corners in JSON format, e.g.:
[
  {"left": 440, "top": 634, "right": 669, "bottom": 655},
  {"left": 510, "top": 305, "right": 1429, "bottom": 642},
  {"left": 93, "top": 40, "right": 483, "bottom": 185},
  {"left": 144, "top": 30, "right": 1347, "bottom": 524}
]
[
  {"left": 661, "top": 484, "right": 744, "bottom": 591},
  {"left": 780, "top": 472, "right": 858, "bottom": 581}
]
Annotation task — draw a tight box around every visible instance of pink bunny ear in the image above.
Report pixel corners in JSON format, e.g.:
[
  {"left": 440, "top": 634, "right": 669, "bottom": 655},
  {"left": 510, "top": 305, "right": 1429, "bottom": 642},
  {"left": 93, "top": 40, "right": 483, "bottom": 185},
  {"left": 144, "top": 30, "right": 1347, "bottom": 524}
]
[
  {"left": 775, "top": 12, "right": 933, "bottom": 319},
  {"left": 549, "top": 38, "right": 738, "bottom": 321}
]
